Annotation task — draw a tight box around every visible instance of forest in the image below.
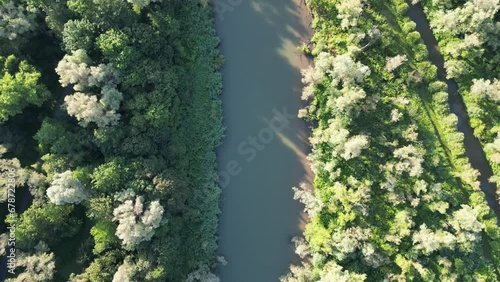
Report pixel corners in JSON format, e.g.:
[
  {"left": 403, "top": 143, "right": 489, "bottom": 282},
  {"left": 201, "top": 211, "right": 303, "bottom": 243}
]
[
  {"left": 0, "top": 0, "right": 224, "bottom": 281},
  {"left": 283, "top": 0, "right": 500, "bottom": 281},
  {"left": 2, "top": 0, "right": 500, "bottom": 281},
  {"left": 420, "top": 0, "right": 500, "bottom": 205}
]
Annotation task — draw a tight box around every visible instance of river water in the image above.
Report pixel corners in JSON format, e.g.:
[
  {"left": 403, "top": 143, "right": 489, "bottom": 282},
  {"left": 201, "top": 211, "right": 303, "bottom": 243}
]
[
  {"left": 406, "top": 3, "right": 500, "bottom": 221},
  {"left": 214, "top": 0, "right": 313, "bottom": 281}
]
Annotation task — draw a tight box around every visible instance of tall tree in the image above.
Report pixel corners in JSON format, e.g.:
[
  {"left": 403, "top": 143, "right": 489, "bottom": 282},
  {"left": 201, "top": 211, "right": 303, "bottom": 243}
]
[{"left": 0, "top": 55, "right": 50, "bottom": 121}]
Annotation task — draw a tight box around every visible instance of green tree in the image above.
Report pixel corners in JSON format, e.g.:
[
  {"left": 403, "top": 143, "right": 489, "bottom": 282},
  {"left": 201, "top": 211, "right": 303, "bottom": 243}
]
[
  {"left": 91, "top": 159, "right": 133, "bottom": 193},
  {"left": 90, "top": 220, "right": 119, "bottom": 254},
  {"left": 0, "top": 55, "right": 50, "bottom": 121},
  {"left": 84, "top": 250, "right": 122, "bottom": 282},
  {"left": 62, "top": 19, "right": 96, "bottom": 52},
  {"left": 67, "top": 0, "right": 137, "bottom": 30},
  {"left": 96, "top": 29, "right": 138, "bottom": 70},
  {"left": 27, "top": 0, "right": 73, "bottom": 34},
  {"left": 16, "top": 203, "right": 81, "bottom": 249}
]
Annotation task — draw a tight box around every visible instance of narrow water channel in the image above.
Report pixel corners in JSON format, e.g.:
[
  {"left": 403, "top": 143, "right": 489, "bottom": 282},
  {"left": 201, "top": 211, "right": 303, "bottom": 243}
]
[
  {"left": 215, "top": 0, "right": 312, "bottom": 281},
  {"left": 406, "top": 3, "right": 500, "bottom": 221}
]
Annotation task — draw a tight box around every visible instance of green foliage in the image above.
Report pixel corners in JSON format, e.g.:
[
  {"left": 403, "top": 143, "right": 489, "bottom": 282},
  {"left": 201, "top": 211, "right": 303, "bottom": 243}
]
[
  {"left": 1, "top": 0, "right": 223, "bottom": 281},
  {"left": 34, "top": 118, "right": 100, "bottom": 174},
  {"left": 0, "top": 55, "right": 50, "bottom": 121},
  {"left": 16, "top": 203, "right": 81, "bottom": 249},
  {"left": 90, "top": 220, "right": 119, "bottom": 254},
  {"left": 284, "top": 0, "right": 500, "bottom": 281},
  {"left": 67, "top": 0, "right": 138, "bottom": 30},
  {"left": 87, "top": 195, "right": 114, "bottom": 221},
  {"left": 420, "top": 0, "right": 500, "bottom": 196},
  {"left": 62, "top": 19, "right": 96, "bottom": 52},
  {"left": 27, "top": 0, "right": 74, "bottom": 34},
  {"left": 84, "top": 250, "right": 122, "bottom": 282},
  {"left": 96, "top": 29, "right": 138, "bottom": 70},
  {"left": 91, "top": 159, "right": 133, "bottom": 194}
]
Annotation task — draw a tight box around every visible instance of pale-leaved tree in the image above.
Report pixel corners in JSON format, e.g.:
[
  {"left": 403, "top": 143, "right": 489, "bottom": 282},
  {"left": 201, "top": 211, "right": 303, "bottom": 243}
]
[
  {"left": 113, "top": 193, "right": 164, "bottom": 248},
  {"left": 0, "top": 1, "right": 36, "bottom": 40},
  {"left": 46, "top": 170, "right": 87, "bottom": 205}
]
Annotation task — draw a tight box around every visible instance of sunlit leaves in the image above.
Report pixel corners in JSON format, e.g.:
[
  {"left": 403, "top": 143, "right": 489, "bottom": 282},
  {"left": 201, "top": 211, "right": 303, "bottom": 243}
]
[{"left": 0, "top": 55, "right": 50, "bottom": 121}]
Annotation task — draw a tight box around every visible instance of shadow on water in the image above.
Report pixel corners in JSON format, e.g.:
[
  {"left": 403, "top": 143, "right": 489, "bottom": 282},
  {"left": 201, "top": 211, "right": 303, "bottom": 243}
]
[
  {"left": 406, "top": 3, "right": 500, "bottom": 222},
  {"left": 214, "top": 0, "right": 313, "bottom": 281}
]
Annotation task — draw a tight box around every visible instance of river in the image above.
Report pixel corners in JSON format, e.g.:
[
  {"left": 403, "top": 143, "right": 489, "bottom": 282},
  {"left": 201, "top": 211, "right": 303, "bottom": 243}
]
[
  {"left": 214, "top": 0, "right": 313, "bottom": 281},
  {"left": 406, "top": 3, "right": 500, "bottom": 221}
]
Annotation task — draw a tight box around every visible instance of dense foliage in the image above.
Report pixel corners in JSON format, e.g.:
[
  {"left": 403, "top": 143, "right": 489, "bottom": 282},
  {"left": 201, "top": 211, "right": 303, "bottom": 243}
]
[
  {"left": 0, "top": 0, "right": 223, "bottom": 281},
  {"left": 419, "top": 0, "right": 500, "bottom": 201},
  {"left": 283, "top": 0, "right": 500, "bottom": 280},
  {"left": 0, "top": 55, "right": 50, "bottom": 121}
]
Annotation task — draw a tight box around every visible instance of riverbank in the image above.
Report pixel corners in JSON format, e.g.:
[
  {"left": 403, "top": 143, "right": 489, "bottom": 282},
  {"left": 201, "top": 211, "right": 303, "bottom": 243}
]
[
  {"left": 214, "top": 0, "right": 313, "bottom": 280},
  {"left": 281, "top": 0, "right": 500, "bottom": 280},
  {"left": 418, "top": 0, "right": 500, "bottom": 204},
  {"left": 406, "top": 2, "right": 500, "bottom": 222},
  {"left": 1, "top": 1, "right": 227, "bottom": 281},
  {"left": 405, "top": 1, "right": 500, "bottom": 275}
]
